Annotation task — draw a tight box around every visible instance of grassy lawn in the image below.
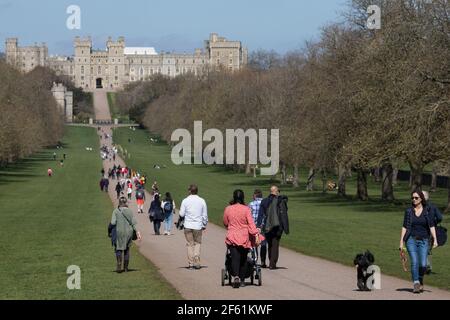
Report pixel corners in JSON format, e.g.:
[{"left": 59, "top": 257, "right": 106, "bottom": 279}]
[
  {"left": 113, "top": 127, "right": 450, "bottom": 290},
  {"left": 107, "top": 92, "right": 133, "bottom": 124},
  {"left": 0, "top": 126, "right": 181, "bottom": 299}
]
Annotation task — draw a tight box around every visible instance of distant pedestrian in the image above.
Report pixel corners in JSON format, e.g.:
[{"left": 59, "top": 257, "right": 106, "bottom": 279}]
[
  {"left": 53, "top": 152, "right": 57, "bottom": 161},
  {"left": 104, "top": 178, "right": 109, "bottom": 192},
  {"left": 179, "top": 184, "right": 208, "bottom": 270},
  {"left": 47, "top": 168, "right": 53, "bottom": 177},
  {"left": 115, "top": 182, "right": 122, "bottom": 199},
  {"left": 135, "top": 185, "right": 146, "bottom": 214},
  {"left": 109, "top": 197, "right": 141, "bottom": 273},
  {"left": 149, "top": 194, "right": 164, "bottom": 235},
  {"left": 127, "top": 185, "right": 132, "bottom": 200},
  {"left": 257, "top": 186, "right": 289, "bottom": 270},
  {"left": 101, "top": 168, "right": 105, "bottom": 177},
  {"left": 161, "top": 192, "right": 176, "bottom": 235},
  {"left": 60, "top": 159, "right": 64, "bottom": 167},
  {"left": 63, "top": 153, "right": 66, "bottom": 160}
]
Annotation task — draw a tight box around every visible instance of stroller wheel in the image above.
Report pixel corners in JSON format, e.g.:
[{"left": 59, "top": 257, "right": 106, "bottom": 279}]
[{"left": 221, "top": 269, "right": 226, "bottom": 287}]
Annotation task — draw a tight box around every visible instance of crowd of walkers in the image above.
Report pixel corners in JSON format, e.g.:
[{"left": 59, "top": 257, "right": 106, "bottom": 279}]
[
  {"left": 108, "top": 177, "right": 290, "bottom": 286},
  {"left": 102, "top": 130, "right": 444, "bottom": 294}
]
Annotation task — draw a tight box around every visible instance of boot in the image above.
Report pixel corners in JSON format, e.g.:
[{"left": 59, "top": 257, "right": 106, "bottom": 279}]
[
  {"left": 116, "top": 252, "right": 124, "bottom": 273},
  {"left": 124, "top": 259, "right": 129, "bottom": 272}
]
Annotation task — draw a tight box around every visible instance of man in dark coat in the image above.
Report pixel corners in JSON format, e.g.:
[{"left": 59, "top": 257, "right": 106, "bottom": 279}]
[{"left": 257, "top": 185, "right": 289, "bottom": 270}]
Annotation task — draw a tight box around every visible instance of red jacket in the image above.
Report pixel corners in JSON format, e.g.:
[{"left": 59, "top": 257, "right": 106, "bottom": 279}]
[{"left": 223, "top": 204, "right": 262, "bottom": 249}]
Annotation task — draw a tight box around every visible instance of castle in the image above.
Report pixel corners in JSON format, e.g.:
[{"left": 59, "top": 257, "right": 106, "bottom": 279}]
[{"left": 5, "top": 33, "right": 248, "bottom": 91}]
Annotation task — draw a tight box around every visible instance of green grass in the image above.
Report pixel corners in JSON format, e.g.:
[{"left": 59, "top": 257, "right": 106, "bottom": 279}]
[
  {"left": 107, "top": 92, "right": 134, "bottom": 124},
  {"left": 0, "top": 126, "right": 181, "bottom": 299},
  {"left": 113, "top": 127, "right": 450, "bottom": 290}
]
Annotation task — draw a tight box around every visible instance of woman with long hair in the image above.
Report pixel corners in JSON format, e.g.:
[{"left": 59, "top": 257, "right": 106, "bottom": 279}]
[
  {"left": 149, "top": 193, "right": 164, "bottom": 235},
  {"left": 223, "top": 189, "right": 261, "bottom": 288},
  {"left": 161, "top": 192, "right": 176, "bottom": 235},
  {"left": 399, "top": 190, "right": 438, "bottom": 294}
]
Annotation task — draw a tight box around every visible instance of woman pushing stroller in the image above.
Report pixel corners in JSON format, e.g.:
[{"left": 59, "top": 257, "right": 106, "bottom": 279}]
[{"left": 223, "top": 189, "right": 263, "bottom": 288}]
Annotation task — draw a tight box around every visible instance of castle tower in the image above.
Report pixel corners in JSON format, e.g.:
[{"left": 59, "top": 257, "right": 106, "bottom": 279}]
[
  {"left": 5, "top": 38, "right": 18, "bottom": 67},
  {"left": 74, "top": 37, "right": 92, "bottom": 89},
  {"left": 107, "top": 36, "right": 125, "bottom": 90}
]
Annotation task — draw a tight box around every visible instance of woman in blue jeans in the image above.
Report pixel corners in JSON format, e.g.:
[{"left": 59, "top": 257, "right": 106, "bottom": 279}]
[
  {"left": 161, "top": 192, "right": 176, "bottom": 235},
  {"left": 399, "top": 190, "right": 438, "bottom": 294}
]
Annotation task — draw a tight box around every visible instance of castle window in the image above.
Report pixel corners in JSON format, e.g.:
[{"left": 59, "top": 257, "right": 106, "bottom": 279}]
[
  {"left": 115, "top": 76, "right": 118, "bottom": 81},
  {"left": 81, "top": 66, "right": 84, "bottom": 74},
  {"left": 91, "top": 67, "right": 94, "bottom": 73},
  {"left": 98, "top": 66, "right": 101, "bottom": 75},
  {"left": 115, "top": 66, "right": 118, "bottom": 74}
]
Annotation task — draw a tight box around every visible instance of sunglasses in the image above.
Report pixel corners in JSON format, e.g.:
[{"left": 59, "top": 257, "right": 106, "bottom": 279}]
[{"left": 411, "top": 197, "right": 420, "bottom": 200}]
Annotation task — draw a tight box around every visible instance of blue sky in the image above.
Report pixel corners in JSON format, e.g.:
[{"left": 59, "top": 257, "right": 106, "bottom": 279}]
[{"left": 0, "top": 0, "right": 347, "bottom": 55}]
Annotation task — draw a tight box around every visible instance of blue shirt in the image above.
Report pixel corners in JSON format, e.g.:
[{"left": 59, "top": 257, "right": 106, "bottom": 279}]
[{"left": 249, "top": 198, "right": 263, "bottom": 225}]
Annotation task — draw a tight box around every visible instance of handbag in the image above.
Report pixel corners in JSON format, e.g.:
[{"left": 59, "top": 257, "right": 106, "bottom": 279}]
[
  {"left": 436, "top": 225, "right": 447, "bottom": 247},
  {"left": 119, "top": 208, "right": 138, "bottom": 241}
]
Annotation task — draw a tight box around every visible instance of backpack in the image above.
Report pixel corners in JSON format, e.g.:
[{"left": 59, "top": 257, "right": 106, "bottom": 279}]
[
  {"left": 264, "top": 197, "right": 280, "bottom": 233},
  {"left": 163, "top": 201, "right": 173, "bottom": 214},
  {"left": 136, "top": 190, "right": 144, "bottom": 200}
]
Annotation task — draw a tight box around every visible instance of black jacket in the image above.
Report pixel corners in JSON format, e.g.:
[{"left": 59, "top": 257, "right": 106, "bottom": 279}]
[
  {"left": 403, "top": 206, "right": 435, "bottom": 242},
  {"left": 257, "top": 194, "right": 289, "bottom": 236}
]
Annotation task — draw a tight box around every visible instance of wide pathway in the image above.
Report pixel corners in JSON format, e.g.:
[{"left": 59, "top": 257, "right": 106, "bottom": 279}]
[{"left": 93, "top": 90, "right": 450, "bottom": 300}]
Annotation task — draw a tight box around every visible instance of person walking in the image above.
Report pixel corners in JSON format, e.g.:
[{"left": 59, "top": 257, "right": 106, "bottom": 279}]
[
  {"left": 149, "top": 193, "right": 164, "bottom": 235},
  {"left": 115, "top": 182, "right": 122, "bottom": 199},
  {"left": 422, "top": 191, "right": 443, "bottom": 274},
  {"left": 127, "top": 184, "right": 132, "bottom": 200},
  {"left": 53, "top": 152, "right": 57, "bottom": 161},
  {"left": 249, "top": 189, "right": 267, "bottom": 268},
  {"left": 224, "top": 190, "right": 261, "bottom": 288},
  {"left": 257, "top": 186, "right": 289, "bottom": 270},
  {"left": 109, "top": 197, "right": 141, "bottom": 273},
  {"left": 179, "top": 184, "right": 208, "bottom": 270},
  {"left": 161, "top": 192, "right": 176, "bottom": 235},
  {"left": 399, "top": 191, "right": 438, "bottom": 293},
  {"left": 104, "top": 178, "right": 109, "bottom": 193},
  {"left": 135, "top": 185, "right": 146, "bottom": 214}
]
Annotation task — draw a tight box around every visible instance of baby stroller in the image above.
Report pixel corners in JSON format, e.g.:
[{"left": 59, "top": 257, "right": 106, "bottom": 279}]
[{"left": 221, "top": 247, "right": 262, "bottom": 287}]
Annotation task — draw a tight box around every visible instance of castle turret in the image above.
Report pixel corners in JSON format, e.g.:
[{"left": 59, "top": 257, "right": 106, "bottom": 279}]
[{"left": 5, "top": 38, "right": 18, "bottom": 66}]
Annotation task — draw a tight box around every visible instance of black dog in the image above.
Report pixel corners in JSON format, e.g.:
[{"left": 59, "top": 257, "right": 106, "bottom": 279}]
[{"left": 353, "top": 251, "right": 375, "bottom": 291}]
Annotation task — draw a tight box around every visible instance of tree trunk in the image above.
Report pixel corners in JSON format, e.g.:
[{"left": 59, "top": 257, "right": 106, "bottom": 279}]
[
  {"left": 337, "top": 164, "right": 347, "bottom": 197},
  {"left": 381, "top": 163, "right": 394, "bottom": 201},
  {"left": 322, "top": 169, "right": 327, "bottom": 194},
  {"left": 409, "top": 161, "right": 424, "bottom": 192},
  {"left": 356, "top": 169, "right": 369, "bottom": 201},
  {"left": 281, "top": 163, "right": 287, "bottom": 185},
  {"left": 446, "top": 177, "right": 450, "bottom": 214},
  {"left": 245, "top": 162, "right": 251, "bottom": 175},
  {"left": 293, "top": 165, "right": 299, "bottom": 188},
  {"left": 306, "top": 168, "right": 315, "bottom": 191},
  {"left": 431, "top": 163, "right": 438, "bottom": 192},
  {"left": 392, "top": 165, "right": 399, "bottom": 186},
  {"left": 374, "top": 167, "right": 381, "bottom": 183}
]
